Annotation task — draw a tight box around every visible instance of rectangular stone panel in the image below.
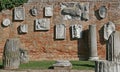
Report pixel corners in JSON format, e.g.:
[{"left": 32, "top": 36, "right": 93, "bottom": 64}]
[
  {"left": 55, "top": 24, "right": 66, "bottom": 39},
  {"left": 14, "top": 7, "right": 25, "bottom": 20},
  {"left": 45, "top": 5, "right": 53, "bottom": 16},
  {"left": 35, "top": 19, "right": 50, "bottom": 30}
]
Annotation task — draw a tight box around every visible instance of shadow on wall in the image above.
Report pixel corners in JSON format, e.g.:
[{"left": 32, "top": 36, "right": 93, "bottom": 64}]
[
  {"left": 99, "top": 25, "right": 106, "bottom": 45},
  {"left": 77, "top": 29, "right": 89, "bottom": 60}
]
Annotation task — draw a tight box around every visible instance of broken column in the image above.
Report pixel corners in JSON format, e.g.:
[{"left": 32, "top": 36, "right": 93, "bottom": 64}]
[
  {"left": 3, "top": 38, "right": 20, "bottom": 69},
  {"left": 89, "top": 24, "right": 99, "bottom": 61}
]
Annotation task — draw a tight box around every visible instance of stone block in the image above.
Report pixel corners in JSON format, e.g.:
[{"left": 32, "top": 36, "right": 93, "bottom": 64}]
[
  {"left": 71, "top": 24, "right": 83, "bottom": 39},
  {"left": 55, "top": 24, "right": 66, "bottom": 39},
  {"left": 14, "top": 7, "right": 25, "bottom": 20},
  {"left": 45, "top": 5, "right": 53, "bottom": 16},
  {"left": 53, "top": 60, "right": 72, "bottom": 70},
  {"left": 35, "top": 19, "right": 50, "bottom": 30}
]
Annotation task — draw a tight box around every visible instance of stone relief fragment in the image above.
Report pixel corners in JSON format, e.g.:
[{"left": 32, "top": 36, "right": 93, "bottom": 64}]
[
  {"left": 71, "top": 24, "right": 83, "bottom": 39},
  {"left": 45, "top": 5, "right": 53, "bottom": 16},
  {"left": 2, "top": 18, "right": 11, "bottom": 27},
  {"left": 19, "top": 24, "right": 28, "bottom": 33},
  {"left": 30, "top": 6, "right": 38, "bottom": 16},
  {"left": 14, "top": 7, "right": 25, "bottom": 20},
  {"left": 98, "top": 6, "right": 107, "bottom": 19},
  {"left": 35, "top": 19, "right": 50, "bottom": 30},
  {"left": 104, "top": 21, "right": 115, "bottom": 40},
  {"left": 61, "top": 2, "right": 89, "bottom": 21},
  {"left": 55, "top": 24, "right": 66, "bottom": 39}
]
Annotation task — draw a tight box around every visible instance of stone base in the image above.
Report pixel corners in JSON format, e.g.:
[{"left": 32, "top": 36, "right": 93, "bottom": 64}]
[
  {"left": 53, "top": 60, "right": 72, "bottom": 70},
  {"left": 88, "top": 57, "right": 99, "bottom": 61}
]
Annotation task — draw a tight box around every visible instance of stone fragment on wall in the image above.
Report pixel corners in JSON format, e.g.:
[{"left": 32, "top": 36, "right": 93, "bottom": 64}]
[
  {"left": 98, "top": 6, "right": 107, "bottom": 19},
  {"left": 30, "top": 6, "right": 38, "bottom": 16},
  {"left": 71, "top": 24, "right": 82, "bottom": 39},
  {"left": 104, "top": 21, "right": 115, "bottom": 40},
  {"left": 45, "top": 5, "right": 53, "bottom": 16},
  {"left": 35, "top": 19, "right": 50, "bottom": 30},
  {"left": 61, "top": 2, "right": 89, "bottom": 21},
  {"left": 55, "top": 24, "right": 66, "bottom": 39},
  {"left": 2, "top": 18, "right": 11, "bottom": 27},
  {"left": 19, "top": 24, "right": 28, "bottom": 33},
  {"left": 14, "top": 7, "right": 25, "bottom": 20}
]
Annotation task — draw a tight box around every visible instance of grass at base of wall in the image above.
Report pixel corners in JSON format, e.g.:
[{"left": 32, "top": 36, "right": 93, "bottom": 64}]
[{"left": 19, "top": 60, "right": 95, "bottom": 70}]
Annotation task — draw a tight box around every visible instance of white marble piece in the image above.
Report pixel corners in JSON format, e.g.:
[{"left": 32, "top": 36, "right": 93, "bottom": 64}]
[
  {"left": 14, "top": 7, "right": 25, "bottom": 20},
  {"left": 35, "top": 19, "right": 50, "bottom": 30},
  {"left": 104, "top": 21, "right": 115, "bottom": 40},
  {"left": 19, "top": 24, "right": 28, "bottom": 33},
  {"left": 2, "top": 18, "right": 11, "bottom": 26},
  {"left": 71, "top": 24, "right": 83, "bottom": 39},
  {"left": 45, "top": 6, "right": 53, "bottom": 16},
  {"left": 55, "top": 24, "right": 66, "bottom": 39}
]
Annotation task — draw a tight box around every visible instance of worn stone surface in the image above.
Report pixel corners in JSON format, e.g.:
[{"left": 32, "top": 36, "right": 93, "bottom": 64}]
[
  {"left": 35, "top": 19, "right": 50, "bottom": 30},
  {"left": 20, "top": 48, "right": 29, "bottom": 63},
  {"left": 107, "top": 31, "right": 120, "bottom": 61},
  {"left": 45, "top": 6, "right": 53, "bottom": 16},
  {"left": 95, "top": 60, "right": 120, "bottom": 72},
  {"left": 30, "top": 6, "right": 38, "bottom": 16},
  {"left": 55, "top": 24, "right": 66, "bottom": 39},
  {"left": 19, "top": 24, "right": 28, "bottom": 33},
  {"left": 3, "top": 38, "right": 20, "bottom": 69},
  {"left": 104, "top": 21, "right": 115, "bottom": 40},
  {"left": 2, "top": 18, "right": 11, "bottom": 27},
  {"left": 14, "top": 7, "right": 25, "bottom": 20},
  {"left": 71, "top": 24, "right": 83, "bottom": 39}
]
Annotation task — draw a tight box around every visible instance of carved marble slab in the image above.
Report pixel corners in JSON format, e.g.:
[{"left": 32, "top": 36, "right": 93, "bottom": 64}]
[
  {"left": 14, "top": 7, "right": 25, "bottom": 20},
  {"left": 55, "top": 24, "right": 66, "bottom": 39},
  {"left": 45, "top": 5, "right": 53, "bottom": 16},
  {"left": 19, "top": 24, "right": 28, "bottom": 33},
  {"left": 71, "top": 24, "right": 82, "bottom": 39},
  {"left": 104, "top": 21, "right": 115, "bottom": 40},
  {"left": 35, "top": 19, "right": 50, "bottom": 30},
  {"left": 2, "top": 18, "right": 11, "bottom": 27},
  {"left": 61, "top": 2, "right": 89, "bottom": 21}
]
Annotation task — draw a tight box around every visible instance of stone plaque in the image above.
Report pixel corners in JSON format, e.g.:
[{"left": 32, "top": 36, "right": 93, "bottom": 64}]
[
  {"left": 19, "top": 24, "right": 28, "bottom": 33},
  {"left": 104, "top": 21, "right": 115, "bottom": 40},
  {"left": 35, "top": 19, "right": 50, "bottom": 30},
  {"left": 55, "top": 24, "right": 66, "bottom": 39},
  {"left": 2, "top": 18, "right": 11, "bottom": 27},
  {"left": 14, "top": 7, "right": 25, "bottom": 20},
  {"left": 98, "top": 6, "right": 107, "bottom": 19},
  {"left": 71, "top": 24, "right": 82, "bottom": 39},
  {"left": 45, "top": 6, "right": 53, "bottom": 16}
]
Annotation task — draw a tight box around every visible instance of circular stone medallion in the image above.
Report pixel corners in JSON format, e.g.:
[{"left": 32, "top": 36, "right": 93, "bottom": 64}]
[{"left": 2, "top": 18, "right": 11, "bottom": 26}]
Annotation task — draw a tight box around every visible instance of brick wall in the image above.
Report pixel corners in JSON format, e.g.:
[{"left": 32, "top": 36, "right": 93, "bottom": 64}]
[{"left": 0, "top": 0, "right": 120, "bottom": 61}]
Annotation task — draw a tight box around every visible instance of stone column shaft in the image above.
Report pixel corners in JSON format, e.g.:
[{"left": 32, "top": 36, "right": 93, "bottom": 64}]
[{"left": 89, "top": 24, "right": 99, "bottom": 60}]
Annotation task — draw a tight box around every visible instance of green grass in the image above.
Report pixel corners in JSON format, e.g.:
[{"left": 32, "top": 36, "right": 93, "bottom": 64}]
[{"left": 19, "top": 60, "right": 95, "bottom": 70}]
